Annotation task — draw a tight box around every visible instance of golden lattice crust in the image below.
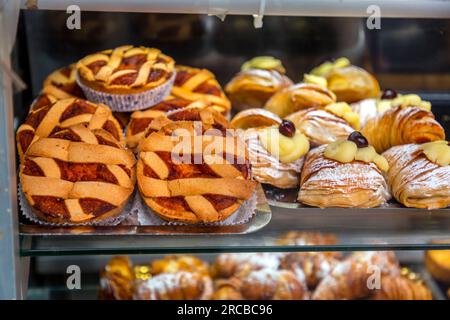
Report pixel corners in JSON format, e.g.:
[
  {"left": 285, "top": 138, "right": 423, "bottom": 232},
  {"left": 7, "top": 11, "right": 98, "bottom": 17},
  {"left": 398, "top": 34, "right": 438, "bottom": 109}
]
[
  {"left": 20, "top": 124, "right": 136, "bottom": 224},
  {"left": 171, "top": 65, "right": 231, "bottom": 114},
  {"left": 137, "top": 118, "right": 256, "bottom": 224},
  {"left": 43, "top": 64, "right": 85, "bottom": 100},
  {"left": 16, "top": 98, "right": 124, "bottom": 160},
  {"left": 76, "top": 45, "right": 175, "bottom": 94}
]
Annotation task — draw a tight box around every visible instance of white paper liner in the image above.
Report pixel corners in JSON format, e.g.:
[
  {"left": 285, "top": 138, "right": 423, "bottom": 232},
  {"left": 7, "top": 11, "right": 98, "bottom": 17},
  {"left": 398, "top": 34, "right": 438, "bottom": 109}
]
[
  {"left": 76, "top": 71, "right": 176, "bottom": 112},
  {"left": 133, "top": 191, "right": 258, "bottom": 226},
  {"left": 18, "top": 183, "right": 137, "bottom": 226}
]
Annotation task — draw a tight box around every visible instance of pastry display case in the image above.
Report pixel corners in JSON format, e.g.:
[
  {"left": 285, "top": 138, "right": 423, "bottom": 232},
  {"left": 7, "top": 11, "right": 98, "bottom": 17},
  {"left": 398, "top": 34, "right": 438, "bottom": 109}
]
[{"left": 1, "top": 1, "right": 450, "bottom": 300}]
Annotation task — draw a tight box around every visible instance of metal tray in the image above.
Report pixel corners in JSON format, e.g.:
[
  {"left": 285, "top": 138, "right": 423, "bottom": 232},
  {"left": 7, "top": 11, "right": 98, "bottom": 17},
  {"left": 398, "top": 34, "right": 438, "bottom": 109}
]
[{"left": 19, "top": 184, "right": 272, "bottom": 236}]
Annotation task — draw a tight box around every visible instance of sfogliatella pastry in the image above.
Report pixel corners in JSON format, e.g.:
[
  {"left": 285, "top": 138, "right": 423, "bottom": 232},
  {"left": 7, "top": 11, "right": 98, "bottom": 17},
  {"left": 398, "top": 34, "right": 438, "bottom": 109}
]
[
  {"left": 265, "top": 83, "right": 336, "bottom": 118},
  {"left": 230, "top": 108, "right": 281, "bottom": 130},
  {"left": 298, "top": 131, "right": 390, "bottom": 208},
  {"left": 16, "top": 98, "right": 123, "bottom": 160},
  {"left": 20, "top": 124, "right": 136, "bottom": 224},
  {"left": 382, "top": 142, "right": 450, "bottom": 209},
  {"left": 133, "top": 271, "right": 213, "bottom": 300},
  {"left": 171, "top": 65, "right": 231, "bottom": 114},
  {"left": 286, "top": 102, "right": 359, "bottom": 147},
  {"left": 99, "top": 256, "right": 135, "bottom": 300},
  {"left": 312, "top": 251, "right": 400, "bottom": 300},
  {"left": 137, "top": 119, "right": 256, "bottom": 223},
  {"left": 225, "top": 57, "right": 293, "bottom": 111},
  {"left": 425, "top": 247, "right": 450, "bottom": 284},
  {"left": 360, "top": 93, "right": 445, "bottom": 153},
  {"left": 150, "top": 255, "right": 210, "bottom": 277},
  {"left": 309, "top": 57, "right": 380, "bottom": 103},
  {"left": 276, "top": 232, "right": 342, "bottom": 288},
  {"left": 76, "top": 45, "right": 175, "bottom": 110},
  {"left": 43, "top": 64, "right": 85, "bottom": 99},
  {"left": 243, "top": 119, "right": 310, "bottom": 188}
]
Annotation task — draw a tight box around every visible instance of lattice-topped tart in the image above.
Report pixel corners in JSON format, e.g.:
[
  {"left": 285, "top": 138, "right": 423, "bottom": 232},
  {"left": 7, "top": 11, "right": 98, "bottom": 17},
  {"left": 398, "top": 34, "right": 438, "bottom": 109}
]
[
  {"left": 137, "top": 117, "right": 256, "bottom": 224},
  {"left": 20, "top": 124, "right": 136, "bottom": 224},
  {"left": 43, "top": 64, "right": 85, "bottom": 99},
  {"left": 16, "top": 98, "right": 123, "bottom": 160}
]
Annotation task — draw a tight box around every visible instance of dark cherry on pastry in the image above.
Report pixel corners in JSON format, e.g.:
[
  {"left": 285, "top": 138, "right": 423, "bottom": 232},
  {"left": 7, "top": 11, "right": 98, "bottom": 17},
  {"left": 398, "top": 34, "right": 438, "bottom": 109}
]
[
  {"left": 20, "top": 124, "right": 136, "bottom": 224},
  {"left": 278, "top": 119, "right": 296, "bottom": 137},
  {"left": 381, "top": 88, "right": 398, "bottom": 100},
  {"left": 347, "top": 131, "right": 368, "bottom": 148}
]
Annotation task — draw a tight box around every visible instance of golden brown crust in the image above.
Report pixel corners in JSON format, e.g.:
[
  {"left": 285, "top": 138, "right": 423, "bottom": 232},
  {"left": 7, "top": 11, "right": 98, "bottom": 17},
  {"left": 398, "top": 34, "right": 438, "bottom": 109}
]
[
  {"left": 150, "top": 255, "right": 210, "bottom": 277},
  {"left": 265, "top": 83, "right": 336, "bottom": 118},
  {"left": 383, "top": 144, "right": 450, "bottom": 209},
  {"left": 43, "top": 64, "right": 85, "bottom": 99},
  {"left": 362, "top": 106, "right": 445, "bottom": 153},
  {"left": 425, "top": 248, "right": 450, "bottom": 283},
  {"left": 99, "top": 256, "right": 135, "bottom": 300},
  {"left": 230, "top": 108, "right": 282, "bottom": 129},
  {"left": 225, "top": 69, "right": 293, "bottom": 111},
  {"left": 370, "top": 275, "right": 432, "bottom": 300}
]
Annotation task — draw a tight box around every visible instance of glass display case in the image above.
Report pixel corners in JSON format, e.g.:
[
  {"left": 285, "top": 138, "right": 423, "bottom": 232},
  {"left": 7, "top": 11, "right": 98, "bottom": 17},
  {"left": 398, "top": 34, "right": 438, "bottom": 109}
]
[{"left": 1, "top": 0, "right": 450, "bottom": 300}]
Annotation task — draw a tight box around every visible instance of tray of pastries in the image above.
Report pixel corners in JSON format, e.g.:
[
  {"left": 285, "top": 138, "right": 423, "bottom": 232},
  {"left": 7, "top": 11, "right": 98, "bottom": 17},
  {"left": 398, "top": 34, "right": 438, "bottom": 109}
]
[{"left": 99, "top": 232, "right": 444, "bottom": 300}]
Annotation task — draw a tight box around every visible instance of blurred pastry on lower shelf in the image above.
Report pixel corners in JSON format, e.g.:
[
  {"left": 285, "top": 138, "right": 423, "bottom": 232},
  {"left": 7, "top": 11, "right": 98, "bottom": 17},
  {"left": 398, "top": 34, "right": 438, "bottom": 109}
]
[
  {"left": 99, "top": 256, "right": 135, "bottom": 300},
  {"left": 383, "top": 142, "right": 450, "bottom": 209},
  {"left": 298, "top": 132, "right": 391, "bottom": 208},
  {"left": 370, "top": 271, "right": 432, "bottom": 300},
  {"left": 425, "top": 247, "right": 450, "bottom": 284},
  {"left": 265, "top": 83, "right": 336, "bottom": 118},
  {"left": 150, "top": 255, "right": 210, "bottom": 277}
]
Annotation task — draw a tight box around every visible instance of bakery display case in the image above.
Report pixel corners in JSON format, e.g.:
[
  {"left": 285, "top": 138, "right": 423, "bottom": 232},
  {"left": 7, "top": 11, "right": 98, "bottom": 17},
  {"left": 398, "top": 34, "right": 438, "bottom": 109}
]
[{"left": 1, "top": 1, "right": 450, "bottom": 299}]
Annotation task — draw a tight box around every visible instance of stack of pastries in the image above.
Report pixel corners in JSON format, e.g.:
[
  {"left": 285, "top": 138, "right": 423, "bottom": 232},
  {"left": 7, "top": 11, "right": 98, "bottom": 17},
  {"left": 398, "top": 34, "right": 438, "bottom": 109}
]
[
  {"left": 16, "top": 45, "right": 259, "bottom": 225},
  {"left": 99, "top": 231, "right": 432, "bottom": 300},
  {"left": 229, "top": 56, "right": 449, "bottom": 209}
]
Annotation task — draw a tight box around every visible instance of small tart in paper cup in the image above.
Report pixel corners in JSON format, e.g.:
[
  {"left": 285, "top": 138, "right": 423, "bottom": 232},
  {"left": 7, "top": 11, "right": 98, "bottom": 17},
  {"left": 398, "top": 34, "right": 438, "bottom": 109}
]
[{"left": 76, "top": 71, "right": 175, "bottom": 112}]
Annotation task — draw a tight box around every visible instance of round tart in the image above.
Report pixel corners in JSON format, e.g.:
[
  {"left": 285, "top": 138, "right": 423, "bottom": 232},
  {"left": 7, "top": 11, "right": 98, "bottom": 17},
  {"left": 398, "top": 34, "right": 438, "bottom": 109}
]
[
  {"left": 225, "top": 69, "right": 293, "bottom": 111},
  {"left": 137, "top": 120, "right": 256, "bottom": 224},
  {"left": 171, "top": 65, "right": 231, "bottom": 114},
  {"left": 76, "top": 45, "right": 175, "bottom": 110},
  {"left": 43, "top": 64, "right": 85, "bottom": 99},
  {"left": 16, "top": 98, "right": 123, "bottom": 160},
  {"left": 20, "top": 124, "right": 136, "bottom": 225}
]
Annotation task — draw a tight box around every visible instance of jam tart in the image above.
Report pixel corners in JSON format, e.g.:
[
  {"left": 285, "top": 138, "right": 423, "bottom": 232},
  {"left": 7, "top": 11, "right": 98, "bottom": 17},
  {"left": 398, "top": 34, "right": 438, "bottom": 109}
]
[
  {"left": 16, "top": 98, "right": 123, "bottom": 160},
  {"left": 171, "top": 65, "right": 231, "bottom": 114},
  {"left": 137, "top": 119, "right": 256, "bottom": 224},
  {"left": 76, "top": 45, "right": 175, "bottom": 94},
  {"left": 20, "top": 124, "right": 136, "bottom": 225},
  {"left": 43, "top": 63, "right": 85, "bottom": 99}
]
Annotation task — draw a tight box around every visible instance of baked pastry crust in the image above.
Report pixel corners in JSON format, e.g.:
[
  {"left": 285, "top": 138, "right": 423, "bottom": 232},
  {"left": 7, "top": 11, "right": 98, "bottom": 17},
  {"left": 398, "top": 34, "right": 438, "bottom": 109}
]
[
  {"left": 230, "top": 108, "right": 282, "bottom": 129},
  {"left": 383, "top": 144, "right": 450, "bottom": 209},
  {"left": 20, "top": 124, "right": 136, "bottom": 224},
  {"left": 76, "top": 45, "right": 175, "bottom": 94},
  {"left": 43, "top": 64, "right": 85, "bottom": 99},
  {"left": 99, "top": 256, "right": 135, "bottom": 300},
  {"left": 286, "top": 108, "right": 355, "bottom": 147},
  {"left": 225, "top": 69, "right": 293, "bottom": 111},
  {"left": 298, "top": 145, "right": 390, "bottom": 208},
  {"left": 265, "top": 83, "right": 336, "bottom": 118},
  {"left": 151, "top": 255, "right": 210, "bottom": 277},
  {"left": 16, "top": 98, "right": 123, "bottom": 160},
  {"left": 171, "top": 65, "right": 231, "bottom": 114},
  {"left": 425, "top": 248, "right": 450, "bottom": 283},
  {"left": 362, "top": 106, "right": 445, "bottom": 153},
  {"left": 370, "top": 275, "right": 432, "bottom": 300},
  {"left": 137, "top": 118, "right": 256, "bottom": 223}
]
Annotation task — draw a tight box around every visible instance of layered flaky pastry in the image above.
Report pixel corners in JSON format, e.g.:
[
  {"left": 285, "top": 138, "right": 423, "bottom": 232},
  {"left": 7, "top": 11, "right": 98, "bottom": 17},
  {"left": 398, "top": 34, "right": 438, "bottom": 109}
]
[{"left": 382, "top": 143, "right": 450, "bottom": 209}]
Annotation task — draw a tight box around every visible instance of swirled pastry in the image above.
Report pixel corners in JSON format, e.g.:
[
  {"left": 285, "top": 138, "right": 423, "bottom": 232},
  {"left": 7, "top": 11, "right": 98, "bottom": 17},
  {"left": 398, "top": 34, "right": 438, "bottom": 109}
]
[
  {"left": 382, "top": 143, "right": 450, "bottom": 209},
  {"left": 361, "top": 106, "right": 445, "bottom": 153},
  {"left": 225, "top": 69, "right": 293, "bottom": 111},
  {"left": 298, "top": 141, "right": 390, "bottom": 208},
  {"left": 137, "top": 119, "right": 255, "bottom": 223},
  {"left": 265, "top": 83, "right": 336, "bottom": 118},
  {"left": 133, "top": 271, "right": 213, "bottom": 300},
  {"left": 20, "top": 124, "right": 136, "bottom": 224},
  {"left": 16, "top": 98, "right": 123, "bottom": 160},
  {"left": 171, "top": 65, "right": 231, "bottom": 114},
  {"left": 43, "top": 64, "right": 85, "bottom": 99},
  {"left": 77, "top": 45, "right": 175, "bottom": 94}
]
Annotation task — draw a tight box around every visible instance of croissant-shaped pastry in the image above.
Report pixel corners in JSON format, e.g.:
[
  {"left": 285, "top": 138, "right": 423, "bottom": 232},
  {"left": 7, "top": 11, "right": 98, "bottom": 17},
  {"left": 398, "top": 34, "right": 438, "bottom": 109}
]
[
  {"left": 99, "top": 256, "right": 135, "bottom": 300},
  {"left": 225, "top": 69, "right": 293, "bottom": 111},
  {"left": 265, "top": 83, "right": 336, "bottom": 118},
  {"left": 133, "top": 271, "right": 213, "bottom": 300},
  {"left": 212, "top": 278, "right": 244, "bottom": 300},
  {"left": 361, "top": 106, "right": 445, "bottom": 153},
  {"left": 298, "top": 143, "right": 391, "bottom": 208},
  {"left": 382, "top": 143, "right": 450, "bottom": 209},
  {"left": 276, "top": 232, "right": 342, "bottom": 288},
  {"left": 240, "top": 269, "right": 309, "bottom": 300},
  {"left": 370, "top": 275, "right": 432, "bottom": 300},
  {"left": 150, "top": 255, "right": 210, "bottom": 277},
  {"left": 312, "top": 251, "right": 400, "bottom": 300},
  {"left": 211, "top": 253, "right": 284, "bottom": 279},
  {"left": 286, "top": 108, "right": 355, "bottom": 147}
]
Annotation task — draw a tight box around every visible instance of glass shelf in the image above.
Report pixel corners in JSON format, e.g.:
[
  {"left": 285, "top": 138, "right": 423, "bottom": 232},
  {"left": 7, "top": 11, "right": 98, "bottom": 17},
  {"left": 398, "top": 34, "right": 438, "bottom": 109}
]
[{"left": 20, "top": 206, "right": 450, "bottom": 256}]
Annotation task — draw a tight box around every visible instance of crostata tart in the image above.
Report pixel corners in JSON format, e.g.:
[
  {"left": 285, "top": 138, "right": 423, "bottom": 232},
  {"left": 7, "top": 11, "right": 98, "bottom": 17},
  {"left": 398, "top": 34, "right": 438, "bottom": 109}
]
[
  {"left": 20, "top": 124, "right": 136, "bottom": 224},
  {"left": 43, "top": 63, "right": 85, "bottom": 99}
]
